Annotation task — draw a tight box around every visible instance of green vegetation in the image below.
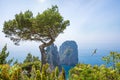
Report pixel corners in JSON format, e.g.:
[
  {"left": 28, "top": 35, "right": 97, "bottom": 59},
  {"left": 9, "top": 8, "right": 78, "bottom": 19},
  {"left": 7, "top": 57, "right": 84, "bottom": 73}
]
[
  {"left": 69, "top": 52, "right": 120, "bottom": 80},
  {"left": 0, "top": 45, "right": 14, "bottom": 65},
  {"left": 102, "top": 52, "right": 120, "bottom": 69},
  {"left": 24, "top": 53, "right": 40, "bottom": 63},
  {"left": 0, "top": 64, "right": 66, "bottom": 80},
  {"left": 69, "top": 64, "right": 120, "bottom": 80},
  {"left": 3, "top": 5, "right": 70, "bottom": 67},
  {"left": 0, "top": 46, "right": 66, "bottom": 80}
]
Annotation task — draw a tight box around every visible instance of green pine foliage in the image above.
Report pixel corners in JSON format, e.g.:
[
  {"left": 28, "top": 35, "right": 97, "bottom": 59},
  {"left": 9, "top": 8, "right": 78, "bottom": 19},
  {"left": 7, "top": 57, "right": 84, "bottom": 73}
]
[
  {"left": 0, "top": 45, "right": 9, "bottom": 64},
  {"left": 69, "top": 64, "right": 120, "bottom": 80},
  {"left": 24, "top": 53, "right": 40, "bottom": 63},
  {"left": 0, "top": 45, "right": 13, "bottom": 65}
]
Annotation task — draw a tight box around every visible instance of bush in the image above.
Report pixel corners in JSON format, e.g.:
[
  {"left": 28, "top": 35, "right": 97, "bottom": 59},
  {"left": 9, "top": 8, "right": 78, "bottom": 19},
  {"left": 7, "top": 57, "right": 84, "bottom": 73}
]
[
  {"left": 0, "top": 63, "right": 65, "bottom": 80},
  {"left": 0, "top": 64, "right": 10, "bottom": 80},
  {"left": 69, "top": 64, "right": 120, "bottom": 80}
]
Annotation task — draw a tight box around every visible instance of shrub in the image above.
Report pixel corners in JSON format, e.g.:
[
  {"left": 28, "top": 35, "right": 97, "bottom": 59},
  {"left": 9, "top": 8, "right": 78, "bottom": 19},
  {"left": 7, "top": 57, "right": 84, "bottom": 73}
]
[{"left": 69, "top": 64, "right": 120, "bottom": 80}]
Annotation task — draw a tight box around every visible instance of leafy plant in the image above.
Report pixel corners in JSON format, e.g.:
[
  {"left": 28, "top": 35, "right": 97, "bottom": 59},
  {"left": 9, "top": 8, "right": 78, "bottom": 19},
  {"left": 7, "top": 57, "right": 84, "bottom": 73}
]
[
  {"left": 102, "top": 52, "right": 120, "bottom": 69},
  {"left": 69, "top": 64, "right": 120, "bottom": 80},
  {"left": 0, "top": 46, "right": 66, "bottom": 80}
]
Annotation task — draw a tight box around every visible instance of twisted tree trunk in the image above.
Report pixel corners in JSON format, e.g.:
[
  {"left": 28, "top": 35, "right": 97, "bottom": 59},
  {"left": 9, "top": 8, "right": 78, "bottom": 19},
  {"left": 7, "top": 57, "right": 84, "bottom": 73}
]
[{"left": 39, "top": 39, "right": 55, "bottom": 70}]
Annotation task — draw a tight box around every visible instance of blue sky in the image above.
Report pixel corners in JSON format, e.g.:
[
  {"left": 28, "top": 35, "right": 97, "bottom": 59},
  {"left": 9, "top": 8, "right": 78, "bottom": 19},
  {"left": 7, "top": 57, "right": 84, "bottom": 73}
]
[{"left": 0, "top": 0, "right": 120, "bottom": 60}]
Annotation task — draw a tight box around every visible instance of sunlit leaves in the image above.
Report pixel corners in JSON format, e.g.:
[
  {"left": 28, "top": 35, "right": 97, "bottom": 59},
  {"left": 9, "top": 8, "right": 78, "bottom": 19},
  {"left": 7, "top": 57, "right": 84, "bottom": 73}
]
[
  {"left": 0, "top": 62, "right": 65, "bottom": 80},
  {"left": 69, "top": 64, "right": 120, "bottom": 80},
  {"left": 102, "top": 52, "right": 120, "bottom": 69}
]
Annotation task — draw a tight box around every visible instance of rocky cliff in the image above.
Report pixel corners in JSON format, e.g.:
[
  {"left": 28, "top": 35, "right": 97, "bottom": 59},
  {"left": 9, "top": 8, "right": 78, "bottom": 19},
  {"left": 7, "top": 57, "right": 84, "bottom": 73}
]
[
  {"left": 59, "top": 41, "right": 78, "bottom": 66},
  {"left": 46, "top": 41, "right": 78, "bottom": 68},
  {"left": 46, "top": 44, "right": 60, "bottom": 69}
]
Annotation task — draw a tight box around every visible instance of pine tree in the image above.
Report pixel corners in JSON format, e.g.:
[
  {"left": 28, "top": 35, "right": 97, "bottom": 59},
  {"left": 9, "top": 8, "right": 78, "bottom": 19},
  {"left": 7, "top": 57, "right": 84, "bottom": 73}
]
[
  {"left": 0, "top": 45, "right": 9, "bottom": 64},
  {"left": 0, "top": 45, "right": 13, "bottom": 65},
  {"left": 24, "top": 53, "right": 33, "bottom": 63}
]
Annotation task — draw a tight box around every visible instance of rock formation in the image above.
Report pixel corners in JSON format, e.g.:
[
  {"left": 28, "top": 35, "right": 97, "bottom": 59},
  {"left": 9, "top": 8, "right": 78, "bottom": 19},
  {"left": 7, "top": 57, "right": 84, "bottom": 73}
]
[
  {"left": 46, "top": 44, "right": 60, "bottom": 69},
  {"left": 59, "top": 41, "right": 78, "bottom": 66},
  {"left": 46, "top": 41, "right": 78, "bottom": 68}
]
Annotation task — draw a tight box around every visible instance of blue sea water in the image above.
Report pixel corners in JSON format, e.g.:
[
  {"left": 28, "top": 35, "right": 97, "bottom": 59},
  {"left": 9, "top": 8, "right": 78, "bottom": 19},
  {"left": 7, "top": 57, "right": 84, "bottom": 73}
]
[
  {"left": 78, "top": 49, "right": 119, "bottom": 66},
  {"left": 62, "top": 65, "right": 74, "bottom": 80}
]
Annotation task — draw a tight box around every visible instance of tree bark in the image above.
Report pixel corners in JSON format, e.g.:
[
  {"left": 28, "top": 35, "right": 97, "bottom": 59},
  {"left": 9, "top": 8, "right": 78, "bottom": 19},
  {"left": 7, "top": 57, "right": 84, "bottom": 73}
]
[
  {"left": 39, "top": 39, "right": 55, "bottom": 70},
  {"left": 39, "top": 45, "right": 46, "bottom": 68}
]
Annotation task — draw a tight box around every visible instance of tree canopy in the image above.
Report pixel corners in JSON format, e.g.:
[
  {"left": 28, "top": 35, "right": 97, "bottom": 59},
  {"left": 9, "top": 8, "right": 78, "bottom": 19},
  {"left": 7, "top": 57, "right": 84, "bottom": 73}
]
[{"left": 3, "top": 5, "right": 70, "bottom": 45}]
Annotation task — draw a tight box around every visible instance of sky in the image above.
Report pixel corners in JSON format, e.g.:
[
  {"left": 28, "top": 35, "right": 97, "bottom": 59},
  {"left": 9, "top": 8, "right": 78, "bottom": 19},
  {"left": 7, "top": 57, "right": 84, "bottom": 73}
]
[{"left": 0, "top": 0, "right": 120, "bottom": 61}]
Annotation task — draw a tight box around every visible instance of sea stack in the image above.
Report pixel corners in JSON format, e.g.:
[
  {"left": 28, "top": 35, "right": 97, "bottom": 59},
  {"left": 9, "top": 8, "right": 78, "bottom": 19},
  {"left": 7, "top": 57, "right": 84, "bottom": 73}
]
[
  {"left": 59, "top": 41, "right": 78, "bottom": 66},
  {"left": 46, "top": 44, "right": 60, "bottom": 69}
]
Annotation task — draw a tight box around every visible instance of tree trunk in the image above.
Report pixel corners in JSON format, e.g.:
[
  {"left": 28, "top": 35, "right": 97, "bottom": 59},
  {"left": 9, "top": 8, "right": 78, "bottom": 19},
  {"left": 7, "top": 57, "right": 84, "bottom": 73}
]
[
  {"left": 39, "top": 45, "right": 46, "bottom": 69},
  {"left": 39, "top": 39, "right": 55, "bottom": 70}
]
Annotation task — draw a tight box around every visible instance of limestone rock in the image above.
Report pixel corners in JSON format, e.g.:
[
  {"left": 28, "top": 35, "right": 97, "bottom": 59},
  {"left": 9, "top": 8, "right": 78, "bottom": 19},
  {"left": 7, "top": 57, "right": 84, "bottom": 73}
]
[
  {"left": 46, "top": 44, "right": 60, "bottom": 69},
  {"left": 59, "top": 41, "right": 78, "bottom": 66}
]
